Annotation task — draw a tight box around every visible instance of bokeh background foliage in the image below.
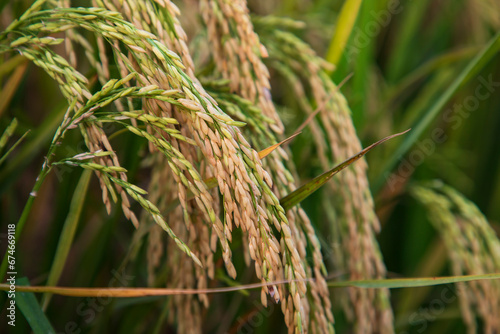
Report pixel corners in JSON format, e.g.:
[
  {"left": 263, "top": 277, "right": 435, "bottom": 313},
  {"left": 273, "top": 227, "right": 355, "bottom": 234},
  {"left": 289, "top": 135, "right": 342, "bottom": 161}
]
[{"left": 1, "top": 0, "right": 500, "bottom": 333}]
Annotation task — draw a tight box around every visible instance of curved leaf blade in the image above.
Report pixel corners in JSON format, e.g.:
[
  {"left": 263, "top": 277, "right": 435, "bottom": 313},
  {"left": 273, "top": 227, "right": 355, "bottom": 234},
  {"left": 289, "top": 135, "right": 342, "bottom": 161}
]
[
  {"left": 328, "top": 272, "right": 500, "bottom": 289},
  {"left": 280, "top": 129, "right": 411, "bottom": 211},
  {"left": 41, "top": 170, "right": 92, "bottom": 310},
  {"left": 15, "top": 277, "right": 56, "bottom": 334}
]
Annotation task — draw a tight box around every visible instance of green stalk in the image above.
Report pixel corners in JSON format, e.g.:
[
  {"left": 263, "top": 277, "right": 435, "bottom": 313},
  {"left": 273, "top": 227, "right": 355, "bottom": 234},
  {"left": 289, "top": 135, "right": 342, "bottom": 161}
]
[
  {"left": 0, "top": 129, "right": 31, "bottom": 166},
  {"left": 0, "top": 100, "right": 77, "bottom": 282},
  {"left": 0, "top": 160, "right": 53, "bottom": 282},
  {"left": 41, "top": 169, "right": 92, "bottom": 310}
]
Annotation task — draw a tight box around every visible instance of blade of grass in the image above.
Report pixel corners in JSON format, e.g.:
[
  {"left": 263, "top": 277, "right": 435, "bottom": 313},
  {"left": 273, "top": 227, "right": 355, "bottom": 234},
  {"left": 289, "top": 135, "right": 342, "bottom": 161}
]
[
  {"left": 2, "top": 273, "right": 500, "bottom": 297},
  {"left": 0, "top": 61, "right": 28, "bottom": 118},
  {"left": 15, "top": 277, "right": 56, "bottom": 334},
  {"left": 328, "top": 272, "right": 500, "bottom": 289},
  {"left": 386, "top": 0, "right": 431, "bottom": 82},
  {"left": 396, "top": 68, "right": 455, "bottom": 136},
  {"left": 325, "top": 0, "right": 363, "bottom": 67},
  {"left": 374, "top": 31, "right": 500, "bottom": 192},
  {"left": 41, "top": 169, "right": 92, "bottom": 310},
  {"left": 0, "top": 129, "right": 31, "bottom": 165},
  {"left": 280, "top": 129, "right": 410, "bottom": 211},
  {"left": 347, "top": 0, "right": 378, "bottom": 129},
  {"left": 0, "top": 117, "right": 18, "bottom": 154}
]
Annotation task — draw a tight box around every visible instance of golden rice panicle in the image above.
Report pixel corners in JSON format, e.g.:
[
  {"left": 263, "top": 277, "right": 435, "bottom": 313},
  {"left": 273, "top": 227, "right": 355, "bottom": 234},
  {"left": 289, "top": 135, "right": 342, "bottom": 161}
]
[
  {"left": 198, "top": 7, "right": 334, "bottom": 332},
  {"left": 144, "top": 162, "right": 206, "bottom": 333},
  {"left": 196, "top": 1, "right": 318, "bottom": 330},
  {"left": 19, "top": 3, "right": 327, "bottom": 332},
  {"left": 201, "top": 12, "right": 334, "bottom": 332},
  {"left": 17, "top": 4, "right": 213, "bottom": 266},
  {"left": 320, "top": 88, "right": 393, "bottom": 334},
  {"left": 122, "top": 0, "right": 302, "bottom": 308},
  {"left": 255, "top": 21, "right": 393, "bottom": 333},
  {"left": 249, "top": 126, "right": 333, "bottom": 332},
  {"left": 128, "top": 0, "right": 232, "bottom": 278},
  {"left": 214, "top": 89, "right": 335, "bottom": 332},
  {"left": 200, "top": 0, "right": 284, "bottom": 133},
  {"left": 166, "top": 209, "right": 203, "bottom": 334},
  {"left": 81, "top": 122, "right": 140, "bottom": 228},
  {"left": 412, "top": 182, "right": 500, "bottom": 334},
  {"left": 89, "top": 3, "right": 309, "bottom": 332},
  {"left": 89, "top": 0, "right": 231, "bottom": 277}
]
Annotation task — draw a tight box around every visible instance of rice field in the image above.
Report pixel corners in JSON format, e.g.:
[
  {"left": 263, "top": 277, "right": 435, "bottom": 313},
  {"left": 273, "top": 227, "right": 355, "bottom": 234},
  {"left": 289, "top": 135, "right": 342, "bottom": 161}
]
[{"left": 0, "top": 0, "right": 499, "bottom": 333}]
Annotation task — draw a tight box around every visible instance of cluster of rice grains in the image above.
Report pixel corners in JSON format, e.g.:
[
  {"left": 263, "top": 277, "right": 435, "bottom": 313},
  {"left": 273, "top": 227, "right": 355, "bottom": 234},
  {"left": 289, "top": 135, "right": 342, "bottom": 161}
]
[
  {"left": 412, "top": 182, "right": 500, "bottom": 334},
  {"left": 89, "top": 0, "right": 221, "bottom": 331},
  {"left": 200, "top": 1, "right": 333, "bottom": 333},
  {"left": 55, "top": 0, "right": 328, "bottom": 331},
  {"left": 5, "top": 0, "right": 393, "bottom": 333},
  {"left": 254, "top": 16, "right": 394, "bottom": 334}
]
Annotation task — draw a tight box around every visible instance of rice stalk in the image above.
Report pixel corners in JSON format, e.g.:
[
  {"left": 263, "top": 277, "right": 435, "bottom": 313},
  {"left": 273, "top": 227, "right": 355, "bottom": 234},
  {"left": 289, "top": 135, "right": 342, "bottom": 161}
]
[{"left": 101, "top": 2, "right": 222, "bottom": 329}]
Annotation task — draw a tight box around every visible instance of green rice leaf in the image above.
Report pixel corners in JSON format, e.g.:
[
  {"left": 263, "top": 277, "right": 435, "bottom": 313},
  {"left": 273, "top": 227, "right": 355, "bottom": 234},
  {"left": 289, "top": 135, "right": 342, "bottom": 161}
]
[
  {"left": 328, "top": 272, "right": 500, "bottom": 289},
  {"left": 41, "top": 169, "right": 92, "bottom": 310},
  {"left": 280, "top": 129, "right": 410, "bottom": 211},
  {"left": 15, "top": 277, "right": 56, "bottom": 334}
]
